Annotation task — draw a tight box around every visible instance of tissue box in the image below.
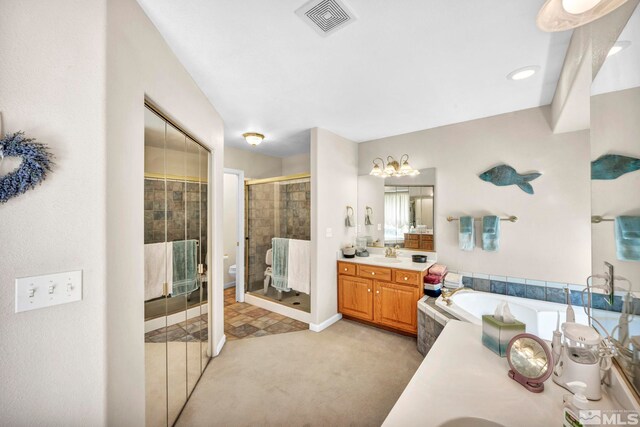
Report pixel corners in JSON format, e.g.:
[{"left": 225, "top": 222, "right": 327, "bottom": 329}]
[{"left": 481, "top": 315, "right": 525, "bottom": 357}]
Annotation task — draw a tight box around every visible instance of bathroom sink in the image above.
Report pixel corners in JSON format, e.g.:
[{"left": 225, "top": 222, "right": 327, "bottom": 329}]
[{"left": 438, "top": 417, "right": 505, "bottom": 427}]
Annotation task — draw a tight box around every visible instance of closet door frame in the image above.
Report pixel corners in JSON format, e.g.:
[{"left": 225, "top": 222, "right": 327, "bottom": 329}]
[{"left": 144, "top": 100, "right": 214, "bottom": 423}]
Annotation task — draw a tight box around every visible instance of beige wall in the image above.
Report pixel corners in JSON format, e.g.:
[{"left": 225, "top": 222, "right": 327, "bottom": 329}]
[
  {"left": 591, "top": 87, "right": 640, "bottom": 288},
  {"left": 224, "top": 146, "right": 282, "bottom": 179},
  {"left": 106, "top": 0, "right": 225, "bottom": 425},
  {"left": 0, "top": 0, "right": 107, "bottom": 424},
  {"left": 224, "top": 147, "right": 310, "bottom": 179},
  {"left": 311, "top": 128, "right": 358, "bottom": 327},
  {"left": 282, "top": 152, "right": 311, "bottom": 175},
  {"left": 359, "top": 106, "right": 592, "bottom": 285}
]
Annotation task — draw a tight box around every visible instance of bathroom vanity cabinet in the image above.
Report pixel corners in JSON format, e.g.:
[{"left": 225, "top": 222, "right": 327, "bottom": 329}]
[
  {"left": 403, "top": 233, "right": 434, "bottom": 251},
  {"left": 337, "top": 261, "right": 425, "bottom": 335}
]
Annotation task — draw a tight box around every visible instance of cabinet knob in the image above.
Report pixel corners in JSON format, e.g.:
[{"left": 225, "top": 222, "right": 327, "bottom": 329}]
[
  {"left": 344, "top": 268, "right": 348, "bottom": 271},
  {"left": 404, "top": 277, "right": 408, "bottom": 281},
  {"left": 371, "top": 272, "right": 375, "bottom": 276},
  {"left": 368, "top": 289, "right": 371, "bottom": 292},
  {"left": 376, "top": 290, "right": 380, "bottom": 294}
]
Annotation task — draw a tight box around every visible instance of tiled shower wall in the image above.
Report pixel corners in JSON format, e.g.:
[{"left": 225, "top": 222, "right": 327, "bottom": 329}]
[
  {"left": 144, "top": 178, "right": 208, "bottom": 259},
  {"left": 247, "top": 178, "right": 311, "bottom": 292}
]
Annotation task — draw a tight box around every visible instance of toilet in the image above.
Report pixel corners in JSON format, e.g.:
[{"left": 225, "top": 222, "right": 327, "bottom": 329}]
[
  {"left": 264, "top": 248, "right": 273, "bottom": 294},
  {"left": 228, "top": 264, "right": 236, "bottom": 277}
]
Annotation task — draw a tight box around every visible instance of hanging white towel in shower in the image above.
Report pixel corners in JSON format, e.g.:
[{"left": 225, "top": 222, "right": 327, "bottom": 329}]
[
  {"left": 144, "top": 242, "right": 173, "bottom": 301},
  {"left": 287, "top": 239, "right": 310, "bottom": 294}
]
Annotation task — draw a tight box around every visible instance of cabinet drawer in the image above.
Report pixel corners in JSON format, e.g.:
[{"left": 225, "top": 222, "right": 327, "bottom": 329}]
[
  {"left": 393, "top": 269, "right": 421, "bottom": 287},
  {"left": 404, "top": 233, "right": 419, "bottom": 241},
  {"left": 404, "top": 240, "right": 420, "bottom": 249},
  {"left": 338, "top": 262, "right": 357, "bottom": 276},
  {"left": 419, "top": 235, "right": 433, "bottom": 242},
  {"left": 357, "top": 264, "right": 392, "bottom": 281}
]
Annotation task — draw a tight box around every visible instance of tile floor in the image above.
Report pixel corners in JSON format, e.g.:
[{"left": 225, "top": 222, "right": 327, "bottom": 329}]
[
  {"left": 145, "top": 314, "right": 208, "bottom": 343},
  {"left": 224, "top": 286, "right": 308, "bottom": 340},
  {"left": 145, "top": 287, "right": 308, "bottom": 343}
]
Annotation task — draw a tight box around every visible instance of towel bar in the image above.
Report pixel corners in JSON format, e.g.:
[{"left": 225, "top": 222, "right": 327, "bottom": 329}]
[
  {"left": 447, "top": 215, "right": 518, "bottom": 223},
  {"left": 591, "top": 216, "right": 615, "bottom": 223}
]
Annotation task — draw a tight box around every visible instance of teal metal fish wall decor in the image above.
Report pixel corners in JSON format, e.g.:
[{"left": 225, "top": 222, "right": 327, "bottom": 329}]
[
  {"left": 479, "top": 165, "right": 541, "bottom": 195},
  {"left": 591, "top": 154, "right": 640, "bottom": 180}
]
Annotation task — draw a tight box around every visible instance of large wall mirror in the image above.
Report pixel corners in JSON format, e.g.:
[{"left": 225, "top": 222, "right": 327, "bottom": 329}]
[
  {"left": 590, "top": 8, "right": 640, "bottom": 396},
  {"left": 358, "top": 168, "right": 436, "bottom": 252}
]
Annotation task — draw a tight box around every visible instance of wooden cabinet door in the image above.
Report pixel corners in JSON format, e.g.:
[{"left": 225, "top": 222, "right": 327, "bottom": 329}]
[
  {"left": 374, "top": 281, "right": 419, "bottom": 333},
  {"left": 338, "top": 276, "right": 374, "bottom": 321}
]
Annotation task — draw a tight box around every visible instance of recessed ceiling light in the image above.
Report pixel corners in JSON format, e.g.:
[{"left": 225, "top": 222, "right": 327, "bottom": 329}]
[
  {"left": 507, "top": 66, "right": 540, "bottom": 81},
  {"left": 607, "top": 40, "right": 631, "bottom": 57}
]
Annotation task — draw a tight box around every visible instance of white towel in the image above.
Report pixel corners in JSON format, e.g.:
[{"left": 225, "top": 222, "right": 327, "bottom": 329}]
[
  {"left": 287, "top": 239, "right": 310, "bottom": 294},
  {"left": 443, "top": 272, "right": 463, "bottom": 289},
  {"left": 144, "top": 242, "right": 173, "bottom": 300}
]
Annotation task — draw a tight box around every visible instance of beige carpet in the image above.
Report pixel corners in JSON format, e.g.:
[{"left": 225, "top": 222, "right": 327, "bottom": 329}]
[{"left": 176, "top": 320, "right": 423, "bottom": 427}]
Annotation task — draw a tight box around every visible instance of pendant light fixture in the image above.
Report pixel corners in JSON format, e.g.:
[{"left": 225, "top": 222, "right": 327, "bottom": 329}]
[
  {"left": 243, "top": 132, "right": 265, "bottom": 146},
  {"left": 369, "top": 154, "right": 420, "bottom": 178},
  {"left": 537, "top": 0, "right": 630, "bottom": 32}
]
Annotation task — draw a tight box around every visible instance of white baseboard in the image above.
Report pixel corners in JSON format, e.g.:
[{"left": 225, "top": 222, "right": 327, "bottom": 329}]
[
  {"left": 224, "top": 281, "right": 236, "bottom": 289},
  {"left": 309, "top": 313, "right": 342, "bottom": 332},
  {"left": 243, "top": 293, "right": 311, "bottom": 324},
  {"left": 214, "top": 334, "right": 226, "bottom": 357}
]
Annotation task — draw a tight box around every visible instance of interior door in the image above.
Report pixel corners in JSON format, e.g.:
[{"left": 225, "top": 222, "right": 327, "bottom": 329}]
[
  {"left": 338, "top": 276, "right": 374, "bottom": 321},
  {"left": 374, "top": 281, "right": 418, "bottom": 333},
  {"left": 165, "top": 123, "right": 188, "bottom": 426},
  {"left": 144, "top": 108, "right": 168, "bottom": 427}
]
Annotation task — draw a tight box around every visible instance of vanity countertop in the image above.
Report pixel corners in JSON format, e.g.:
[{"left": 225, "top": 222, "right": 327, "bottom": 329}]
[
  {"left": 383, "top": 320, "right": 625, "bottom": 427},
  {"left": 338, "top": 256, "right": 434, "bottom": 272}
]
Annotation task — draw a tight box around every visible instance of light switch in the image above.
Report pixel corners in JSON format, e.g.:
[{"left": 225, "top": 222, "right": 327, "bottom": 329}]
[
  {"left": 326, "top": 228, "right": 333, "bottom": 238},
  {"left": 15, "top": 270, "right": 82, "bottom": 313},
  {"left": 377, "top": 224, "right": 382, "bottom": 231}
]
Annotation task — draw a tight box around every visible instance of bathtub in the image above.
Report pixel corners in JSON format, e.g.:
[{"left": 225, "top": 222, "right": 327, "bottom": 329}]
[{"left": 435, "top": 290, "right": 636, "bottom": 341}]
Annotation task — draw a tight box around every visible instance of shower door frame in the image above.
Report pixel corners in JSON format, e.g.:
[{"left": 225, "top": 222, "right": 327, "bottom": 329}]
[{"left": 244, "top": 172, "right": 311, "bottom": 296}]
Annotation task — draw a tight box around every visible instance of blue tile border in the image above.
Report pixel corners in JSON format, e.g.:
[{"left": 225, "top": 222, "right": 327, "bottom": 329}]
[{"left": 456, "top": 274, "right": 630, "bottom": 313}]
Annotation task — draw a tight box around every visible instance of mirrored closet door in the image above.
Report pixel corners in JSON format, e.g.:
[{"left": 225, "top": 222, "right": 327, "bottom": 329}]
[{"left": 143, "top": 105, "right": 211, "bottom": 427}]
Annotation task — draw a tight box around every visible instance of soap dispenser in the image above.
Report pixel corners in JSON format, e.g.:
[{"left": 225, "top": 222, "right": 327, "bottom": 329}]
[{"left": 562, "top": 381, "right": 588, "bottom": 427}]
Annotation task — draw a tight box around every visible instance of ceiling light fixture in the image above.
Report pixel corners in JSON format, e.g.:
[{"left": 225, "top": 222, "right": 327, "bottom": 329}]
[
  {"left": 507, "top": 66, "right": 540, "bottom": 81},
  {"left": 537, "top": 0, "right": 630, "bottom": 32},
  {"left": 607, "top": 40, "right": 631, "bottom": 57},
  {"left": 243, "top": 132, "right": 265, "bottom": 146},
  {"left": 370, "top": 155, "right": 420, "bottom": 178}
]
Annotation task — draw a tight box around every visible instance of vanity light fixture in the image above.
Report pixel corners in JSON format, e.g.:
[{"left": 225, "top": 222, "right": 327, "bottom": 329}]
[
  {"left": 607, "top": 40, "right": 631, "bottom": 57},
  {"left": 537, "top": 0, "right": 630, "bottom": 32},
  {"left": 243, "top": 132, "right": 265, "bottom": 146},
  {"left": 369, "top": 155, "right": 420, "bottom": 178},
  {"left": 507, "top": 66, "right": 540, "bottom": 81}
]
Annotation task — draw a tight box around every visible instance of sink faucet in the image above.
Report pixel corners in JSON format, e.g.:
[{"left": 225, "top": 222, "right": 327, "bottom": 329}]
[
  {"left": 385, "top": 245, "right": 400, "bottom": 258},
  {"left": 441, "top": 287, "right": 469, "bottom": 306}
]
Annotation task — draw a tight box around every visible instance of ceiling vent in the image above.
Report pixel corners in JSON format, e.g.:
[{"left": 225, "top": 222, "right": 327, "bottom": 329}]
[{"left": 295, "top": 0, "right": 357, "bottom": 37}]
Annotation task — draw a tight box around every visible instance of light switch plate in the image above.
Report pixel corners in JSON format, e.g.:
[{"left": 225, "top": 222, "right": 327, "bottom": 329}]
[
  {"left": 15, "top": 270, "right": 82, "bottom": 313},
  {"left": 326, "top": 228, "right": 333, "bottom": 238}
]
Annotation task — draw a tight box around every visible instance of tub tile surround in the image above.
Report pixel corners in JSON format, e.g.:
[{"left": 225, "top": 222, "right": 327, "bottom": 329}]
[{"left": 456, "top": 271, "right": 630, "bottom": 313}]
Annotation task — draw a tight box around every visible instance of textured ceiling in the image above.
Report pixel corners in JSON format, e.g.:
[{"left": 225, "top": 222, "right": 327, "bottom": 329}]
[
  {"left": 137, "top": 0, "right": 578, "bottom": 157},
  {"left": 592, "top": 5, "right": 640, "bottom": 95}
]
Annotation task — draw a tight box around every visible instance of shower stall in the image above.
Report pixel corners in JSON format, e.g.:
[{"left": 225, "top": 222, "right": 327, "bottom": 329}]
[{"left": 245, "top": 174, "right": 311, "bottom": 312}]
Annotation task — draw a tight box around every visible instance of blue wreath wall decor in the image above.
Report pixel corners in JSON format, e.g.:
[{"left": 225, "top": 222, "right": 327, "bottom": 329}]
[{"left": 0, "top": 132, "right": 54, "bottom": 204}]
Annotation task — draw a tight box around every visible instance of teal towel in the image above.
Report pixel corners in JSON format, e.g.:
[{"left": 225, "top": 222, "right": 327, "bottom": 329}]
[
  {"left": 482, "top": 216, "right": 500, "bottom": 252},
  {"left": 272, "top": 238, "right": 291, "bottom": 291},
  {"left": 172, "top": 240, "right": 198, "bottom": 296},
  {"left": 459, "top": 216, "right": 475, "bottom": 251},
  {"left": 615, "top": 216, "right": 640, "bottom": 261}
]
